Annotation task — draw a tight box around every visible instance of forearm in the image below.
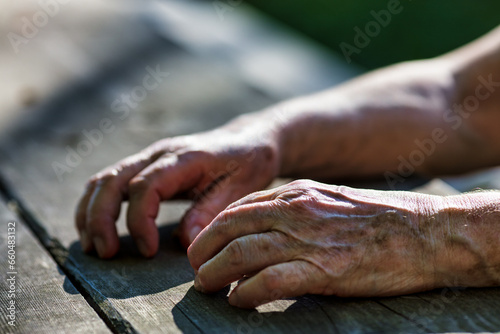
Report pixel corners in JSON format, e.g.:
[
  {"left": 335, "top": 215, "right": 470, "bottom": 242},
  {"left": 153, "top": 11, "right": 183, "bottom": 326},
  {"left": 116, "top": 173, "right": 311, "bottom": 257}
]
[
  {"left": 261, "top": 57, "right": 468, "bottom": 180},
  {"left": 222, "top": 26, "right": 500, "bottom": 181},
  {"left": 276, "top": 31, "right": 500, "bottom": 180},
  {"left": 221, "top": 58, "right": 456, "bottom": 180},
  {"left": 445, "top": 25, "right": 500, "bottom": 155},
  {"left": 273, "top": 60, "right": 458, "bottom": 179}
]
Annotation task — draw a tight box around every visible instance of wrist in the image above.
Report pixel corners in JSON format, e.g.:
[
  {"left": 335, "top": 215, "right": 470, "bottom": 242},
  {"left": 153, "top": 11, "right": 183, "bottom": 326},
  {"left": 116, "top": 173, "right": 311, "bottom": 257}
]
[
  {"left": 222, "top": 109, "right": 285, "bottom": 178},
  {"left": 225, "top": 103, "right": 303, "bottom": 177},
  {"left": 431, "top": 192, "right": 500, "bottom": 288}
]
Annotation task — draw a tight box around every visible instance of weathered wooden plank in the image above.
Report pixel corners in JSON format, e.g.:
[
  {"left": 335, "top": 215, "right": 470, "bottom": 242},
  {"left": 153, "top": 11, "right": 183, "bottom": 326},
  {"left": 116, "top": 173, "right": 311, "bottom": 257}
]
[
  {"left": 0, "top": 198, "right": 110, "bottom": 333},
  {"left": 377, "top": 287, "right": 500, "bottom": 333},
  {"left": 414, "top": 287, "right": 500, "bottom": 331}
]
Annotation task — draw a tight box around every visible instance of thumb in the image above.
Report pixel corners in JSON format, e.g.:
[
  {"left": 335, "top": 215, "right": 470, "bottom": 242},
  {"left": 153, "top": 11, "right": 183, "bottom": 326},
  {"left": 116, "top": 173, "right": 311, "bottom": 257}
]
[{"left": 179, "top": 182, "right": 250, "bottom": 249}]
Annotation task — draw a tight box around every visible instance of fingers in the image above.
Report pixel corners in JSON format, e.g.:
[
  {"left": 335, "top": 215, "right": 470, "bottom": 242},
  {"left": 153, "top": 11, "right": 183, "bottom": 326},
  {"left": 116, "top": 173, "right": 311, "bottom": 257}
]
[
  {"left": 76, "top": 152, "right": 155, "bottom": 258},
  {"left": 75, "top": 182, "right": 97, "bottom": 252},
  {"left": 187, "top": 202, "right": 277, "bottom": 271},
  {"left": 194, "top": 232, "right": 291, "bottom": 292},
  {"left": 179, "top": 179, "right": 258, "bottom": 249},
  {"left": 227, "top": 261, "right": 320, "bottom": 308},
  {"left": 84, "top": 180, "right": 122, "bottom": 257},
  {"left": 126, "top": 154, "right": 204, "bottom": 257}
]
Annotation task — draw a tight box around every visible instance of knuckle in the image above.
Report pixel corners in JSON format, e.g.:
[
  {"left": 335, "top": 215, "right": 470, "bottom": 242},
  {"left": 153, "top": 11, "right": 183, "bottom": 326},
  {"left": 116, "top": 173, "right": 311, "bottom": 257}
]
[
  {"left": 177, "top": 150, "right": 200, "bottom": 160},
  {"left": 89, "top": 171, "right": 118, "bottom": 188},
  {"left": 225, "top": 239, "right": 245, "bottom": 266},
  {"left": 294, "top": 195, "right": 319, "bottom": 212},
  {"left": 212, "top": 210, "right": 233, "bottom": 231},
  {"left": 261, "top": 268, "right": 282, "bottom": 292},
  {"left": 225, "top": 194, "right": 250, "bottom": 210},
  {"left": 179, "top": 151, "right": 212, "bottom": 170},
  {"left": 87, "top": 220, "right": 106, "bottom": 235},
  {"left": 274, "top": 180, "right": 316, "bottom": 201},
  {"left": 98, "top": 173, "right": 116, "bottom": 185},
  {"left": 128, "top": 176, "right": 151, "bottom": 194},
  {"left": 145, "top": 137, "right": 183, "bottom": 156},
  {"left": 288, "top": 179, "right": 313, "bottom": 189},
  {"left": 287, "top": 179, "right": 303, "bottom": 188},
  {"left": 174, "top": 148, "right": 207, "bottom": 163},
  {"left": 276, "top": 192, "right": 319, "bottom": 216}
]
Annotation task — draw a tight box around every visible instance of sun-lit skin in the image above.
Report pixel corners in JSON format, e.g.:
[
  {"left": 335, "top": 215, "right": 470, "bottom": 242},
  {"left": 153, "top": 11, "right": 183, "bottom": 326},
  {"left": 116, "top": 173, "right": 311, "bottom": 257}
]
[
  {"left": 76, "top": 26, "right": 500, "bottom": 307},
  {"left": 188, "top": 181, "right": 500, "bottom": 308}
]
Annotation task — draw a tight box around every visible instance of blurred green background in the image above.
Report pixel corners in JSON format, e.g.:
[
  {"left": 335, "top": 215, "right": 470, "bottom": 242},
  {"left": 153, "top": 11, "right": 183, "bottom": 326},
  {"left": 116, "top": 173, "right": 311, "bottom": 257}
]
[{"left": 246, "top": 0, "right": 500, "bottom": 69}]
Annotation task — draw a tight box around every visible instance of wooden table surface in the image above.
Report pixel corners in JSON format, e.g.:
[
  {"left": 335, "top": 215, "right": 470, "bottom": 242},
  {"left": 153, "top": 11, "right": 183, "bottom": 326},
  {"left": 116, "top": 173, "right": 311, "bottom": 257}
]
[{"left": 1, "top": 1, "right": 500, "bottom": 333}]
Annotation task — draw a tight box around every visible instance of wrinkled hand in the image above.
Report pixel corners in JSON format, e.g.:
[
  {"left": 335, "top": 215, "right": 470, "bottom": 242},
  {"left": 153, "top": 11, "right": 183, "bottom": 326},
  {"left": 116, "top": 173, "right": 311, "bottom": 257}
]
[
  {"left": 188, "top": 180, "right": 445, "bottom": 308},
  {"left": 75, "top": 127, "right": 279, "bottom": 258}
]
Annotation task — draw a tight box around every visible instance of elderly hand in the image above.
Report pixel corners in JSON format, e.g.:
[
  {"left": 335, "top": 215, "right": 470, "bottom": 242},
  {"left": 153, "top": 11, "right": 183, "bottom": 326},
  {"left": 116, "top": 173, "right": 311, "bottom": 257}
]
[
  {"left": 75, "top": 123, "right": 280, "bottom": 258},
  {"left": 188, "top": 179, "right": 449, "bottom": 308}
]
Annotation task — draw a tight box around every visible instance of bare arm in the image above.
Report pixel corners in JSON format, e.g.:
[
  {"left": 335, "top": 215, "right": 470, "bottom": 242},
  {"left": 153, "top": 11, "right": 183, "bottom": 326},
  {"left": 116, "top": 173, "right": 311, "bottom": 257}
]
[{"left": 243, "top": 25, "right": 500, "bottom": 181}]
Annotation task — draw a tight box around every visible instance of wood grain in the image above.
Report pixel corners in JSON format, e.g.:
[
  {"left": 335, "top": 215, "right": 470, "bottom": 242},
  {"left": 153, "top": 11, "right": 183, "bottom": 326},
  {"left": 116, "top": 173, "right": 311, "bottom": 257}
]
[{"left": 0, "top": 198, "right": 109, "bottom": 334}]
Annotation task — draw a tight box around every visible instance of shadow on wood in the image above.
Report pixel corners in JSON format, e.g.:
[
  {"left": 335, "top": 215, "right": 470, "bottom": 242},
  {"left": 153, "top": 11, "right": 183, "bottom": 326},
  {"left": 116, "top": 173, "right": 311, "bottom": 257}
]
[
  {"left": 172, "top": 287, "right": 339, "bottom": 333},
  {"left": 63, "top": 223, "right": 194, "bottom": 299}
]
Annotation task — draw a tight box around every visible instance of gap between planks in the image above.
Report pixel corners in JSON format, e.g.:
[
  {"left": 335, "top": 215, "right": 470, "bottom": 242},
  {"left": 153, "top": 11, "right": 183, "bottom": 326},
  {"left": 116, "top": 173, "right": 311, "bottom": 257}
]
[{"left": 0, "top": 171, "right": 139, "bottom": 334}]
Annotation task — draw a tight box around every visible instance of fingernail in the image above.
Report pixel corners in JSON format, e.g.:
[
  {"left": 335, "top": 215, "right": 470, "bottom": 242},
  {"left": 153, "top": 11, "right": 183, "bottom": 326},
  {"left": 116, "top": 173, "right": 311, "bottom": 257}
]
[
  {"left": 137, "top": 238, "right": 149, "bottom": 257},
  {"left": 93, "top": 237, "right": 105, "bottom": 258},
  {"left": 188, "top": 225, "right": 203, "bottom": 244},
  {"left": 194, "top": 275, "right": 205, "bottom": 293},
  {"left": 80, "top": 230, "right": 90, "bottom": 251}
]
